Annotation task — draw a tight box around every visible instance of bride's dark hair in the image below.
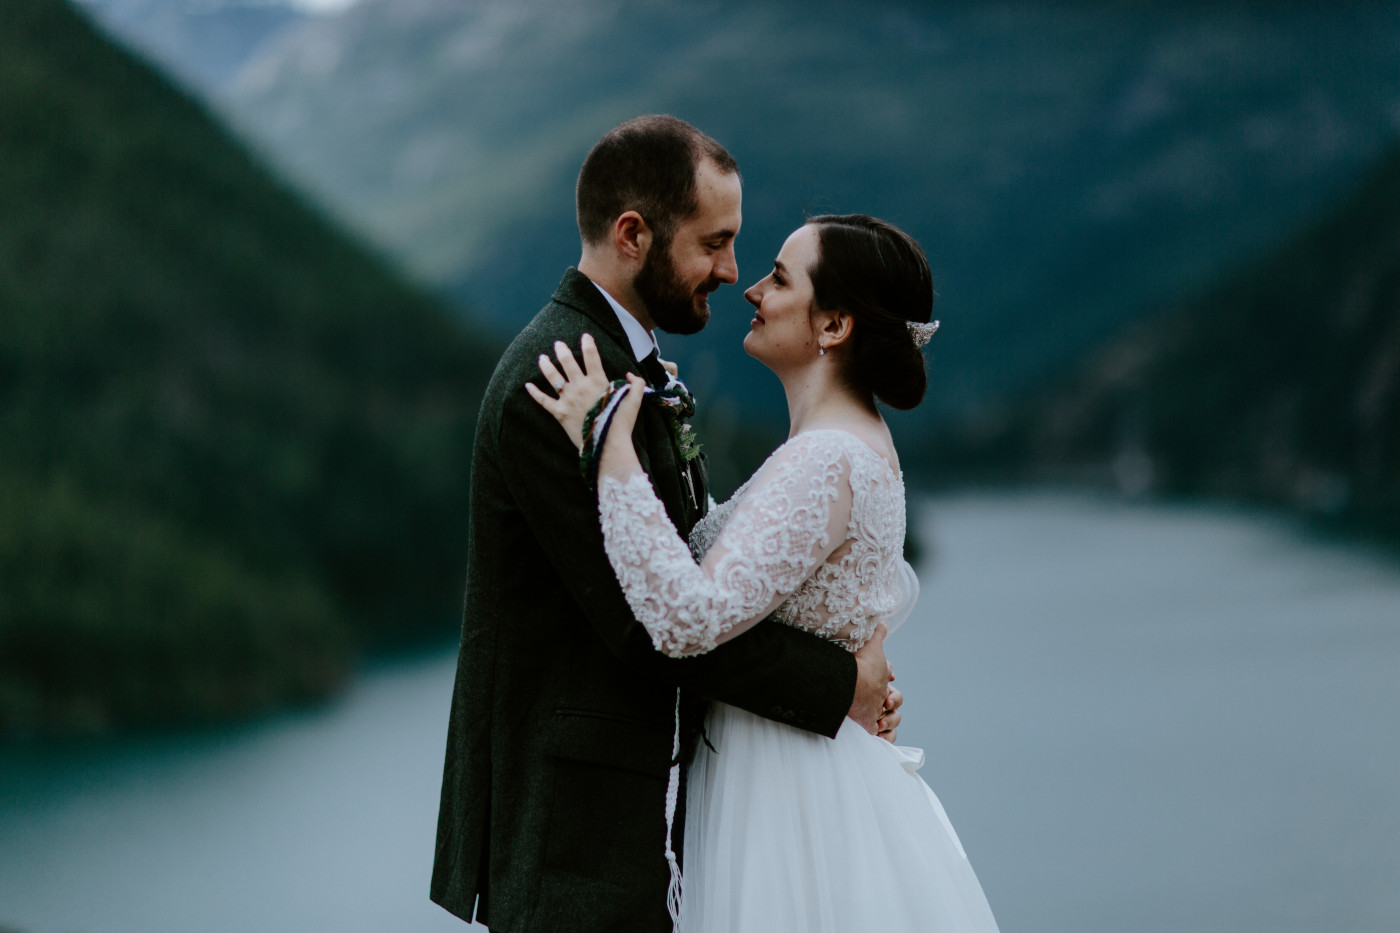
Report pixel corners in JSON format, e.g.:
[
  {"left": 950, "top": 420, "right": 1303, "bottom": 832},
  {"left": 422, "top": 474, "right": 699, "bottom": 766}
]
[{"left": 807, "top": 214, "right": 935, "bottom": 411}]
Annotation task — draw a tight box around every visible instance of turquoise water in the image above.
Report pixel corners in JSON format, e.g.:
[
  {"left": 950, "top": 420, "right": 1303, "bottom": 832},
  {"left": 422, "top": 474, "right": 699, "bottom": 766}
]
[{"left": 2, "top": 493, "right": 1398, "bottom": 932}]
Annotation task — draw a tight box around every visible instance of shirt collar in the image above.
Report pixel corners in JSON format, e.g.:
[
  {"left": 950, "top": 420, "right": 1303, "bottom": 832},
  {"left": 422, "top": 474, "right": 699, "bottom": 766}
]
[{"left": 592, "top": 281, "right": 660, "bottom": 362}]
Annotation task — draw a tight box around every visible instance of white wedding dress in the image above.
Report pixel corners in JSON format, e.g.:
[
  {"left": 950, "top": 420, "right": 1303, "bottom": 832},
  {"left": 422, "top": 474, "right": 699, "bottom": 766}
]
[{"left": 597, "top": 429, "right": 1001, "bottom": 932}]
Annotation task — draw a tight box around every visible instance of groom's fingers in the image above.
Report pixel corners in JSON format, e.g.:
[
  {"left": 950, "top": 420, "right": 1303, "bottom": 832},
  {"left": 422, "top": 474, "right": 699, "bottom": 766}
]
[
  {"left": 554, "top": 340, "right": 585, "bottom": 382},
  {"left": 849, "top": 627, "right": 891, "bottom": 733},
  {"left": 876, "top": 683, "right": 903, "bottom": 742}
]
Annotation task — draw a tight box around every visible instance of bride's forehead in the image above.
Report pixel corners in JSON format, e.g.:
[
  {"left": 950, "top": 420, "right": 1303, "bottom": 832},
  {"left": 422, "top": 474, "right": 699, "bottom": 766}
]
[{"left": 778, "top": 225, "right": 820, "bottom": 267}]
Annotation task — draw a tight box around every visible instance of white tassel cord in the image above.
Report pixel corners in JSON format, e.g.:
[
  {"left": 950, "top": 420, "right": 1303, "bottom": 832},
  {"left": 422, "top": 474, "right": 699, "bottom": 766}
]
[{"left": 664, "top": 688, "right": 683, "bottom": 931}]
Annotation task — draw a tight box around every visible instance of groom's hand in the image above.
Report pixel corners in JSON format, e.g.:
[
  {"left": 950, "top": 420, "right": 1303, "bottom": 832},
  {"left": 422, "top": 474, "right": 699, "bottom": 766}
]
[
  {"left": 848, "top": 622, "right": 892, "bottom": 735},
  {"left": 878, "top": 680, "right": 902, "bottom": 744}
]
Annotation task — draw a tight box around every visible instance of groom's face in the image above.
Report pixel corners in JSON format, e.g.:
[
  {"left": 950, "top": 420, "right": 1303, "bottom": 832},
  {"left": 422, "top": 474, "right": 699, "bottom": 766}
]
[{"left": 634, "top": 158, "right": 741, "bottom": 335}]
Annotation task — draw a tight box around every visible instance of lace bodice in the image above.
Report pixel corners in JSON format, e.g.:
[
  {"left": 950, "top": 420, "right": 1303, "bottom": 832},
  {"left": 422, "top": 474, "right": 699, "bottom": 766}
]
[{"left": 597, "top": 429, "right": 908, "bottom": 657}]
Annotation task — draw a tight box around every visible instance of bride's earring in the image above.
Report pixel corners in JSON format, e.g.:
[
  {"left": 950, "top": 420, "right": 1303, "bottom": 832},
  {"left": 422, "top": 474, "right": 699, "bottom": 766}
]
[{"left": 818, "top": 346, "right": 826, "bottom": 356}]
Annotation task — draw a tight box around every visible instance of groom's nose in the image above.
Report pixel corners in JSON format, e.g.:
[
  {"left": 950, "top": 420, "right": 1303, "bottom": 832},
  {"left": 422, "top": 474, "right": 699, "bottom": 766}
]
[{"left": 713, "top": 243, "right": 738, "bottom": 285}]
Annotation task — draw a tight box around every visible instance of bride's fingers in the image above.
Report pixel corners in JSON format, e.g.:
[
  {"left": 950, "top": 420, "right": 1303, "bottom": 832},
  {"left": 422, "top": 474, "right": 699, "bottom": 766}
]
[
  {"left": 553, "top": 340, "right": 585, "bottom": 383},
  {"left": 537, "top": 353, "right": 567, "bottom": 393},
  {"left": 660, "top": 358, "right": 678, "bottom": 378},
  {"left": 523, "top": 381, "right": 560, "bottom": 417},
  {"left": 608, "top": 374, "right": 647, "bottom": 437},
  {"left": 580, "top": 333, "right": 604, "bottom": 379},
  {"left": 524, "top": 380, "right": 585, "bottom": 450}
]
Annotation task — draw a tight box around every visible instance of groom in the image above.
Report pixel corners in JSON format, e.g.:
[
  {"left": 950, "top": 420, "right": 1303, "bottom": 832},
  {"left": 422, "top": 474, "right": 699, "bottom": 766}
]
[{"left": 431, "top": 115, "right": 899, "bottom": 933}]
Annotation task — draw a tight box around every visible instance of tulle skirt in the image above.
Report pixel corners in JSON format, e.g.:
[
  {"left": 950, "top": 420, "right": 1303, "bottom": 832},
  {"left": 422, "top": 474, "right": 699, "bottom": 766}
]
[{"left": 679, "top": 703, "right": 1001, "bottom": 933}]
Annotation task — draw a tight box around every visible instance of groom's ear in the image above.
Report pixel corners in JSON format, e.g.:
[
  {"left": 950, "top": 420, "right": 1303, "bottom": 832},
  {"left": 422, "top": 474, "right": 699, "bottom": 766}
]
[{"left": 613, "top": 211, "right": 652, "bottom": 264}]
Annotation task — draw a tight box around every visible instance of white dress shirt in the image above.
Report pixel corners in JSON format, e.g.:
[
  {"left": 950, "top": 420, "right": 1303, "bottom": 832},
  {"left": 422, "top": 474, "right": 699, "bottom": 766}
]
[{"left": 592, "top": 280, "right": 660, "bottom": 363}]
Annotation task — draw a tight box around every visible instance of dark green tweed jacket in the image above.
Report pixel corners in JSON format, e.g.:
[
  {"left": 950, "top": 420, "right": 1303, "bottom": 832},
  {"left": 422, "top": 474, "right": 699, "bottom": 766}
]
[{"left": 430, "top": 268, "right": 856, "bottom": 933}]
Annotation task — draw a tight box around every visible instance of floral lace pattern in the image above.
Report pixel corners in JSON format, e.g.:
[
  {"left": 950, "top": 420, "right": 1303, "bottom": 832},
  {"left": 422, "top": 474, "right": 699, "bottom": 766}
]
[{"left": 598, "top": 430, "right": 905, "bottom": 657}]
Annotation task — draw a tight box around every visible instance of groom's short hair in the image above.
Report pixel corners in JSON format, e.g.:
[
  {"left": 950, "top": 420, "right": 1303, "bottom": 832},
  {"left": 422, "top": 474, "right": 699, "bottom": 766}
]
[{"left": 576, "top": 115, "right": 739, "bottom": 248}]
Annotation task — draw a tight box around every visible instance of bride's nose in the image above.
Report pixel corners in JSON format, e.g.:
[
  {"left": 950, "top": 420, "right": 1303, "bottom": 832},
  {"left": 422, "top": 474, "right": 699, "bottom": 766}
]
[{"left": 743, "top": 281, "right": 762, "bottom": 307}]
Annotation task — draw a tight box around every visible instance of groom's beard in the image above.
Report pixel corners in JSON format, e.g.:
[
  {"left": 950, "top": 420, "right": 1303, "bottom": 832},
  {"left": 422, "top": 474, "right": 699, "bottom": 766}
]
[{"left": 635, "top": 238, "right": 715, "bottom": 335}]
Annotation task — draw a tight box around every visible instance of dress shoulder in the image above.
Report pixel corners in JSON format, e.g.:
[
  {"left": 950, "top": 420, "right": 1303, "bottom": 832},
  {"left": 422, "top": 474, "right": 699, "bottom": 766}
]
[
  {"left": 689, "top": 429, "right": 897, "bottom": 560},
  {"left": 769, "top": 429, "right": 901, "bottom": 490}
]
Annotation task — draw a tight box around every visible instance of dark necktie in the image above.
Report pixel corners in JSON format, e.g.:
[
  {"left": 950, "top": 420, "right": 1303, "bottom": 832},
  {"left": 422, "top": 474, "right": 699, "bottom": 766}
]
[{"left": 640, "top": 348, "right": 669, "bottom": 388}]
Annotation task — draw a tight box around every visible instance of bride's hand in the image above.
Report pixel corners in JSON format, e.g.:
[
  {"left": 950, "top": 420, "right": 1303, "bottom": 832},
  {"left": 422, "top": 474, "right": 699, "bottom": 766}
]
[
  {"left": 524, "top": 334, "right": 610, "bottom": 451},
  {"left": 597, "top": 373, "right": 646, "bottom": 479}
]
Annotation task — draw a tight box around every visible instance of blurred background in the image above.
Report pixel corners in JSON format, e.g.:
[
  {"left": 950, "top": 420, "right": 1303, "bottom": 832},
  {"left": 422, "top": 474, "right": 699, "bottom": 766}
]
[{"left": 1, "top": 0, "right": 1397, "bottom": 930}]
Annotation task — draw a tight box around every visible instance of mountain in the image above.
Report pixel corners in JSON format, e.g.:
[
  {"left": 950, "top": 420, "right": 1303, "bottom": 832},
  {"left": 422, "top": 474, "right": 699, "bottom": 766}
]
[
  {"left": 86, "top": 0, "right": 1400, "bottom": 444},
  {"left": 0, "top": 0, "right": 497, "bottom": 735},
  {"left": 76, "top": 0, "right": 306, "bottom": 91},
  {"left": 948, "top": 143, "right": 1400, "bottom": 542}
]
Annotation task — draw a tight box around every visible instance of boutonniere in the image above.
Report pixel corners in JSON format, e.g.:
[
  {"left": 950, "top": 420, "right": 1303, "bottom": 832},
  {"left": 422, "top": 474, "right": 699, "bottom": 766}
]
[
  {"left": 671, "top": 418, "right": 702, "bottom": 463},
  {"left": 651, "top": 372, "right": 702, "bottom": 463},
  {"left": 578, "top": 374, "right": 702, "bottom": 489}
]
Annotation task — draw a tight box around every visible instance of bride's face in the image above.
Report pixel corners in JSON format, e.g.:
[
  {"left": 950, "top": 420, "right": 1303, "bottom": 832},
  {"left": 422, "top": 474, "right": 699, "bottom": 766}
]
[{"left": 742, "top": 225, "right": 822, "bottom": 368}]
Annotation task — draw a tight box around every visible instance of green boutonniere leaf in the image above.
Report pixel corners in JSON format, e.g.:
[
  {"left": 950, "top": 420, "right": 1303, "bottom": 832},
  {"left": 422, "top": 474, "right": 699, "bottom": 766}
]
[{"left": 672, "top": 419, "right": 702, "bottom": 462}]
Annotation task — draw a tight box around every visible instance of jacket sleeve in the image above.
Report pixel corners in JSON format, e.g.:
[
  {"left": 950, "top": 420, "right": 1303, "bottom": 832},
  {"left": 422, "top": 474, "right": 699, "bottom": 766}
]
[{"left": 495, "top": 338, "right": 855, "bottom": 738}]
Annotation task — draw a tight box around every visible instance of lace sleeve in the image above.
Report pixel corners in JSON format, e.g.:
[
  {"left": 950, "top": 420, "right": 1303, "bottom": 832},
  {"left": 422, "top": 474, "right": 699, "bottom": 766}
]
[{"left": 598, "top": 433, "right": 855, "bottom": 657}]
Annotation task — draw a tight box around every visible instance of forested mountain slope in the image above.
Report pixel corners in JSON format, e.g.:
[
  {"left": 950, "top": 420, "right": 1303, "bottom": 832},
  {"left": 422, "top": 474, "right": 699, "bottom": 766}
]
[
  {"left": 951, "top": 144, "right": 1400, "bottom": 542},
  {"left": 0, "top": 0, "right": 498, "bottom": 734}
]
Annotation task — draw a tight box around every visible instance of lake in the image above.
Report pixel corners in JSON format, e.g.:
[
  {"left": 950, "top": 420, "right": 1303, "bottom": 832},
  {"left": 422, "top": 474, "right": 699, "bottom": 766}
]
[{"left": 2, "top": 493, "right": 1398, "bottom": 932}]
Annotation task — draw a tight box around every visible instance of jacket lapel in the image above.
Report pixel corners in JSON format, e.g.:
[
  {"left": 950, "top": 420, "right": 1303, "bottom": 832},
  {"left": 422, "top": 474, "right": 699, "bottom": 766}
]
[
  {"left": 549, "top": 268, "right": 701, "bottom": 532},
  {"left": 549, "top": 267, "right": 632, "bottom": 350}
]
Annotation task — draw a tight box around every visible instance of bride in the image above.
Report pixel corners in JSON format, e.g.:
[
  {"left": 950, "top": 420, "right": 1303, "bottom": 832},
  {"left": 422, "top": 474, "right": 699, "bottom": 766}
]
[{"left": 528, "top": 214, "right": 1000, "bottom": 932}]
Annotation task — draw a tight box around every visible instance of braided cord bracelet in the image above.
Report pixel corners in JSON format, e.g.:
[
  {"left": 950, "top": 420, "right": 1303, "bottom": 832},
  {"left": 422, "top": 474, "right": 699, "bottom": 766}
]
[{"left": 578, "top": 379, "right": 633, "bottom": 490}]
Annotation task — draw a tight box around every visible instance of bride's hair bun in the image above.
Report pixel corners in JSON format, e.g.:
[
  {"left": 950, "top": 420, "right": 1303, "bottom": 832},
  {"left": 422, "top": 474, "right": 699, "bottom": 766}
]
[{"left": 807, "top": 214, "right": 935, "bottom": 410}]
